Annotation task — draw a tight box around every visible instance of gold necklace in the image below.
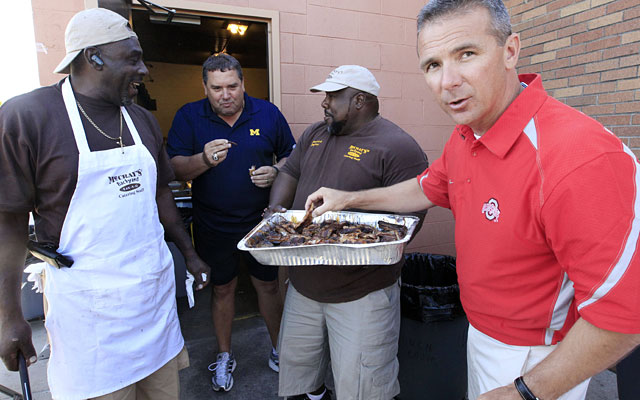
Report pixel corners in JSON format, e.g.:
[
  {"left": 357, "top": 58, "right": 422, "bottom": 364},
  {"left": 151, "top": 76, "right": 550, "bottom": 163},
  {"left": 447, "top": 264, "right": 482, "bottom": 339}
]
[{"left": 76, "top": 101, "right": 124, "bottom": 151}]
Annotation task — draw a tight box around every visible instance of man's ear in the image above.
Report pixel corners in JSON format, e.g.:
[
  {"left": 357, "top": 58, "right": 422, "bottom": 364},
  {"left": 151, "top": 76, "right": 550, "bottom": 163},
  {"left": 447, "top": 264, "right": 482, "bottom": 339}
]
[
  {"left": 85, "top": 47, "right": 104, "bottom": 70},
  {"left": 504, "top": 33, "right": 520, "bottom": 71},
  {"left": 354, "top": 93, "right": 366, "bottom": 109}
]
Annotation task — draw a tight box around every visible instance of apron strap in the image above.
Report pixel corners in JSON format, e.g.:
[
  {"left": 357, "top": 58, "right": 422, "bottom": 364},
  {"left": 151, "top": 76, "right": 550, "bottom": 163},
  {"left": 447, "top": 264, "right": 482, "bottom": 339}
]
[
  {"left": 62, "top": 77, "right": 144, "bottom": 152},
  {"left": 61, "top": 77, "right": 90, "bottom": 154}
]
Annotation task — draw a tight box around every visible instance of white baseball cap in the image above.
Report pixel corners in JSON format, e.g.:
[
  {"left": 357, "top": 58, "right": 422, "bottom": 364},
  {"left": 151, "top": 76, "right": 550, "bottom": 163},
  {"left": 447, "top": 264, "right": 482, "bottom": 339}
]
[
  {"left": 310, "top": 65, "right": 380, "bottom": 96},
  {"left": 54, "top": 8, "right": 138, "bottom": 74}
]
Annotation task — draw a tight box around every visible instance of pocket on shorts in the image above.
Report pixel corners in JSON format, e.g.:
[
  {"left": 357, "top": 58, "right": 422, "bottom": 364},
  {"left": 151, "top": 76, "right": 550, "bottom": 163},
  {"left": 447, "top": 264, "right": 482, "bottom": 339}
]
[{"left": 358, "top": 345, "right": 400, "bottom": 399}]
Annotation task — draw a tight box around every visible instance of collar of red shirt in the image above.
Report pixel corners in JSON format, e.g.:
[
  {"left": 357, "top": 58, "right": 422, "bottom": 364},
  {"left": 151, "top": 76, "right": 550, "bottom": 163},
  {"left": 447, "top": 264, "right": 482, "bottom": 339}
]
[{"left": 457, "top": 73, "right": 548, "bottom": 159}]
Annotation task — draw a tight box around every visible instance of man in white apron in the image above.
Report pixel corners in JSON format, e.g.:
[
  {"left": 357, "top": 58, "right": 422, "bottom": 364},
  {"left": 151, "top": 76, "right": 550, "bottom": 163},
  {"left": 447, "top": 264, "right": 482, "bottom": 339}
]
[{"left": 0, "top": 8, "right": 209, "bottom": 400}]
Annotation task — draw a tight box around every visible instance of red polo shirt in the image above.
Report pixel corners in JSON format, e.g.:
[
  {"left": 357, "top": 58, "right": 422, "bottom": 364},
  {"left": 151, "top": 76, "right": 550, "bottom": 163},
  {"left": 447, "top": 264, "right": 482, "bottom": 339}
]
[{"left": 418, "top": 74, "right": 640, "bottom": 345}]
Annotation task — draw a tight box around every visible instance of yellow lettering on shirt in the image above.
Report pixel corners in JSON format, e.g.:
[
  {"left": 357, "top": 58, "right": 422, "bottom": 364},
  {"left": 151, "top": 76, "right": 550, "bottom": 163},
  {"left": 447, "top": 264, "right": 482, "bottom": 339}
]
[
  {"left": 250, "top": 128, "right": 260, "bottom": 136},
  {"left": 343, "top": 145, "right": 370, "bottom": 161},
  {"left": 311, "top": 140, "right": 323, "bottom": 147}
]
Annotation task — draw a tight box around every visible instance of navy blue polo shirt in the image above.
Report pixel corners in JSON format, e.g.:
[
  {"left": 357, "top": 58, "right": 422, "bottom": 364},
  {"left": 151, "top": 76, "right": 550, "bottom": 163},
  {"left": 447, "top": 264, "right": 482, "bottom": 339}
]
[{"left": 167, "top": 93, "right": 295, "bottom": 233}]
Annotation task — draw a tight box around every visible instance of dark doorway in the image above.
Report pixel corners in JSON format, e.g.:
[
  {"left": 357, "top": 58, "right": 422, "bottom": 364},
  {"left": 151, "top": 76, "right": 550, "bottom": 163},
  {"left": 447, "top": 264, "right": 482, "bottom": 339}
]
[{"left": 130, "top": 7, "right": 270, "bottom": 137}]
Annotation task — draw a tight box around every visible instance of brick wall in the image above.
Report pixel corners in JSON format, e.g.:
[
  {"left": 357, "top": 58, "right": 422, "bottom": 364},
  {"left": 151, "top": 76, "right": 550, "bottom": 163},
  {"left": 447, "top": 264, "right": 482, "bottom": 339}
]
[{"left": 507, "top": 0, "right": 640, "bottom": 158}]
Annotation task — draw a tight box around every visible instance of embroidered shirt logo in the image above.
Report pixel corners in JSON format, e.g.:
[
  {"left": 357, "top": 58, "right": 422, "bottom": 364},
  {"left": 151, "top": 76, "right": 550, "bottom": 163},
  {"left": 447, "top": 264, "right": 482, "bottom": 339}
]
[
  {"left": 344, "top": 145, "right": 370, "bottom": 161},
  {"left": 481, "top": 198, "right": 501, "bottom": 222},
  {"left": 250, "top": 128, "right": 260, "bottom": 136},
  {"left": 311, "top": 140, "right": 323, "bottom": 147}
]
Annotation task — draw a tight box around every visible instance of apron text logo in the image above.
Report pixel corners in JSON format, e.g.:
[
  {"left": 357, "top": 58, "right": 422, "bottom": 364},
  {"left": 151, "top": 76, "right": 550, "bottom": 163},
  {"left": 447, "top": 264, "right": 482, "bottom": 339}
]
[{"left": 108, "top": 169, "right": 143, "bottom": 187}]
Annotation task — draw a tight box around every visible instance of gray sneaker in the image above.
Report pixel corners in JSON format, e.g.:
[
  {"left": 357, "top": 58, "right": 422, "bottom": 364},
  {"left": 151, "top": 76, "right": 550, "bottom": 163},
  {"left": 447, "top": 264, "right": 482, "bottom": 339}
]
[
  {"left": 269, "top": 347, "right": 279, "bottom": 372},
  {"left": 208, "top": 351, "right": 237, "bottom": 392}
]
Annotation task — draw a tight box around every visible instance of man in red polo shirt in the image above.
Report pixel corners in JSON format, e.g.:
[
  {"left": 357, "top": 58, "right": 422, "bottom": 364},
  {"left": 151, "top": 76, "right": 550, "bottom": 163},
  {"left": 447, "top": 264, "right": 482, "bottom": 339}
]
[{"left": 305, "top": 1, "right": 640, "bottom": 399}]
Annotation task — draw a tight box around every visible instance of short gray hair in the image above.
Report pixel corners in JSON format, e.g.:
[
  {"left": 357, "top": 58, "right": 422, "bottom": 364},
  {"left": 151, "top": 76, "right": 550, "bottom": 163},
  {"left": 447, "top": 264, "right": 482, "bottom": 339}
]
[
  {"left": 417, "top": 0, "right": 512, "bottom": 45},
  {"left": 202, "top": 53, "right": 243, "bottom": 83}
]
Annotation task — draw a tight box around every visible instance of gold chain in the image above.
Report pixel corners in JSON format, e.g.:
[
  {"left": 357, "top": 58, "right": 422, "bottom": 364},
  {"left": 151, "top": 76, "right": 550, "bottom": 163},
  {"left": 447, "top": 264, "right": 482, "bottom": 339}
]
[{"left": 76, "top": 101, "right": 123, "bottom": 150}]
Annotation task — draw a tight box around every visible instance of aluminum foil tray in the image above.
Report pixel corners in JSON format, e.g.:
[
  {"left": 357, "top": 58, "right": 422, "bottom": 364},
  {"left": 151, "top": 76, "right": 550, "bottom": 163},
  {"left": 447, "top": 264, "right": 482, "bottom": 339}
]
[{"left": 237, "top": 210, "right": 420, "bottom": 266}]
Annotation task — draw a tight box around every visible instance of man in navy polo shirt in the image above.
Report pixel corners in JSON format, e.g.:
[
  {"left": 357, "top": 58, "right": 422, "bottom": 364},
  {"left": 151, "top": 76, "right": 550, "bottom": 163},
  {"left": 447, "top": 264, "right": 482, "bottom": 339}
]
[{"left": 167, "top": 54, "right": 295, "bottom": 392}]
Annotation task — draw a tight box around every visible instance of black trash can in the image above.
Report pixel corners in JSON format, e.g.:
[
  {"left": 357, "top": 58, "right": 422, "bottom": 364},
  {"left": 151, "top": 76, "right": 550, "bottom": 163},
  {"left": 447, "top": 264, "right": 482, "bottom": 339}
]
[
  {"left": 397, "top": 253, "right": 468, "bottom": 400},
  {"left": 616, "top": 346, "right": 640, "bottom": 399}
]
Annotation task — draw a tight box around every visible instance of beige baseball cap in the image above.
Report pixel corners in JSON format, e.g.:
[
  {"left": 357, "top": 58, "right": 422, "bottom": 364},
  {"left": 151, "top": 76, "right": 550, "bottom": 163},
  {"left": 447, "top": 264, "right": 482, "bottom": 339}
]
[
  {"left": 310, "top": 65, "right": 380, "bottom": 96},
  {"left": 54, "top": 8, "right": 138, "bottom": 74}
]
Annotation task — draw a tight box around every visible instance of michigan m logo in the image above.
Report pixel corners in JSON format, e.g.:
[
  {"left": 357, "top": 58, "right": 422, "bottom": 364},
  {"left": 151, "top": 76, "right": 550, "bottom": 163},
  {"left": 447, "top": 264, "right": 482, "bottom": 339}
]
[{"left": 250, "top": 129, "right": 260, "bottom": 136}]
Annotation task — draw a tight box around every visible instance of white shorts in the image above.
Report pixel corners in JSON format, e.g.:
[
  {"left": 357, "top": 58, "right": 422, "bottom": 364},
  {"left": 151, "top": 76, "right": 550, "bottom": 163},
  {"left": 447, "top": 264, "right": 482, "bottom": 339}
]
[
  {"left": 467, "top": 324, "right": 590, "bottom": 399},
  {"left": 278, "top": 282, "right": 401, "bottom": 400}
]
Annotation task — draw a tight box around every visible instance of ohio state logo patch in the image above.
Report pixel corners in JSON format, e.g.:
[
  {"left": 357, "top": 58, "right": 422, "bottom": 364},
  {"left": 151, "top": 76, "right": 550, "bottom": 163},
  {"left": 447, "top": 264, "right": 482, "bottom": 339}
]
[{"left": 481, "top": 198, "right": 500, "bottom": 222}]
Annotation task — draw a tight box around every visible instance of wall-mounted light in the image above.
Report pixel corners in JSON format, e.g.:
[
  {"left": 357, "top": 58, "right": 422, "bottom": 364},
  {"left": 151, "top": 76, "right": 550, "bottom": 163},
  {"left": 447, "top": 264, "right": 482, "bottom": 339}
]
[{"left": 227, "top": 23, "right": 248, "bottom": 35}]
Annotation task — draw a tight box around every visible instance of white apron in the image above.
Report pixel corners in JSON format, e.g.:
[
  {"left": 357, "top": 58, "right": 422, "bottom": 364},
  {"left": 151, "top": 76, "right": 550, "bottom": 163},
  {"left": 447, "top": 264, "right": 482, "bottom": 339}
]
[
  {"left": 43, "top": 78, "right": 184, "bottom": 400},
  {"left": 467, "top": 324, "right": 590, "bottom": 400}
]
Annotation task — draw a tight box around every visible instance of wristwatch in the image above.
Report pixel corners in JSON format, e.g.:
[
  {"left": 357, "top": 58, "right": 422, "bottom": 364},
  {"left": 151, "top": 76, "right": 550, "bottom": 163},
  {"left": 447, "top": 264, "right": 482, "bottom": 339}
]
[{"left": 514, "top": 377, "right": 540, "bottom": 400}]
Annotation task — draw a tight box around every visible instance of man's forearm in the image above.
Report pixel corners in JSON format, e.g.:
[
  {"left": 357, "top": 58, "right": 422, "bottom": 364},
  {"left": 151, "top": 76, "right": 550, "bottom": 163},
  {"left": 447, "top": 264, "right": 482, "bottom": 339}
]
[
  {"left": 349, "top": 178, "right": 433, "bottom": 212},
  {"left": 156, "top": 186, "right": 197, "bottom": 260},
  {"left": 523, "top": 318, "right": 640, "bottom": 399},
  {"left": 170, "top": 154, "right": 209, "bottom": 182},
  {"left": 0, "top": 212, "right": 29, "bottom": 318},
  {"left": 268, "top": 171, "right": 298, "bottom": 210}
]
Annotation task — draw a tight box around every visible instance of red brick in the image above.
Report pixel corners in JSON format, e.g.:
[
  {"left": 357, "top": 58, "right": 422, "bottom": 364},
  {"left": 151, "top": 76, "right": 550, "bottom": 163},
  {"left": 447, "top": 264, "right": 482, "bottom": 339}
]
[
  {"left": 555, "top": 65, "right": 586, "bottom": 78},
  {"left": 572, "top": 28, "right": 604, "bottom": 45},
  {"left": 604, "top": 18, "right": 640, "bottom": 35},
  {"left": 513, "top": 19, "right": 534, "bottom": 32},
  {"left": 595, "top": 115, "right": 631, "bottom": 126},
  {"left": 545, "top": 15, "right": 575, "bottom": 32},
  {"left": 627, "top": 137, "right": 640, "bottom": 147},
  {"left": 582, "top": 104, "right": 616, "bottom": 116},
  {"left": 505, "top": 0, "right": 525, "bottom": 8},
  {"left": 557, "top": 43, "right": 587, "bottom": 58},
  {"left": 556, "top": 21, "right": 586, "bottom": 38},
  {"left": 564, "top": 95, "right": 597, "bottom": 107},
  {"left": 612, "top": 126, "right": 640, "bottom": 136},
  {"left": 519, "top": 25, "right": 546, "bottom": 41},
  {"left": 616, "top": 101, "right": 640, "bottom": 113},
  {"left": 523, "top": 31, "right": 557, "bottom": 47},
  {"left": 568, "top": 73, "right": 600, "bottom": 86},
  {"left": 542, "top": 57, "right": 571, "bottom": 71},
  {"left": 601, "top": 67, "right": 638, "bottom": 82},
  {"left": 603, "top": 43, "right": 640, "bottom": 59},
  {"left": 520, "top": 44, "right": 545, "bottom": 58},
  {"left": 517, "top": 56, "right": 532, "bottom": 68},
  {"left": 573, "top": 5, "right": 606, "bottom": 24},
  {"left": 519, "top": 63, "right": 543, "bottom": 74},
  {"left": 583, "top": 81, "right": 617, "bottom": 94},
  {"left": 571, "top": 51, "right": 602, "bottom": 66},
  {"left": 585, "top": 59, "right": 619, "bottom": 73},
  {"left": 532, "top": 10, "right": 562, "bottom": 28},
  {"left": 542, "top": 77, "right": 568, "bottom": 89},
  {"left": 511, "top": 13, "right": 523, "bottom": 25},
  {"left": 585, "top": 36, "right": 622, "bottom": 53},
  {"left": 608, "top": 0, "right": 640, "bottom": 13},
  {"left": 598, "top": 91, "right": 636, "bottom": 104},
  {"left": 633, "top": 115, "right": 640, "bottom": 124},
  {"left": 624, "top": 7, "right": 640, "bottom": 20},
  {"left": 547, "top": 0, "right": 578, "bottom": 12},
  {"left": 511, "top": 1, "right": 539, "bottom": 15},
  {"left": 620, "top": 54, "right": 640, "bottom": 68}
]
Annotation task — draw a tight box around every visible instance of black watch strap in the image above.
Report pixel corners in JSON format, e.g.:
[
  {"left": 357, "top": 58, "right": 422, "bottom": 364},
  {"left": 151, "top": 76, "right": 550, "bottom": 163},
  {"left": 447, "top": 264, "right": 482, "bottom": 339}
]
[{"left": 514, "top": 376, "right": 540, "bottom": 400}]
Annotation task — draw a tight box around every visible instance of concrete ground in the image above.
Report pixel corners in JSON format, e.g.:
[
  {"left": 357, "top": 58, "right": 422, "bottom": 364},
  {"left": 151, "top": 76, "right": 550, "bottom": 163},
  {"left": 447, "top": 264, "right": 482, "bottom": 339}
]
[{"left": 0, "top": 272, "right": 621, "bottom": 400}]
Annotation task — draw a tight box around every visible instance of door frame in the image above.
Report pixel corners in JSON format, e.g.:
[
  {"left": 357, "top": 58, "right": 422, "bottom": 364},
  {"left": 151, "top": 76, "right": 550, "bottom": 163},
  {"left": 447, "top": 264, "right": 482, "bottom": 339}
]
[{"left": 85, "top": 0, "right": 281, "bottom": 107}]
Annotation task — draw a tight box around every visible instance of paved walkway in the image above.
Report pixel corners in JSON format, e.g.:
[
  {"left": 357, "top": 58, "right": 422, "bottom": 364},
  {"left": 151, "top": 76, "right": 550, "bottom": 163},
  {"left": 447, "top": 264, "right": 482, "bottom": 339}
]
[{"left": 0, "top": 281, "right": 620, "bottom": 400}]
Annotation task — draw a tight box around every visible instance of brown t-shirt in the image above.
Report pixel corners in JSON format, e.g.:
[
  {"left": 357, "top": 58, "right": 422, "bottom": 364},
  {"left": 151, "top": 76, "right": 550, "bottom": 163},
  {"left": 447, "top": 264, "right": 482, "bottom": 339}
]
[
  {"left": 280, "top": 115, "right": 429, "bottom": 303},
  {"left": 0, "top": 79, "right": 174, "bottom": 244}
]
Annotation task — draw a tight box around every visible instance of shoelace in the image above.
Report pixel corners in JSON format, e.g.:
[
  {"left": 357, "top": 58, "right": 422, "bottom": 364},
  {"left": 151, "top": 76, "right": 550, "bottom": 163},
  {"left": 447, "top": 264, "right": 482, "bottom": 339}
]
[{"left": 208, "top": 355, "right": 232, "bottom": 381}]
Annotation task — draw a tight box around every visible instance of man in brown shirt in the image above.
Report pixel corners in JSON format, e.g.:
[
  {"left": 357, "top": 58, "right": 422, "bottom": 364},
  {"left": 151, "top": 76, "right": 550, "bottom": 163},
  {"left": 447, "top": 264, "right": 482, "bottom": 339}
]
[
  {"left": 268, "top": 65, "right": 428, "bottom": 400},
  {"left": 0, "top": 8, "right": 209, "bottom": 400}
]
